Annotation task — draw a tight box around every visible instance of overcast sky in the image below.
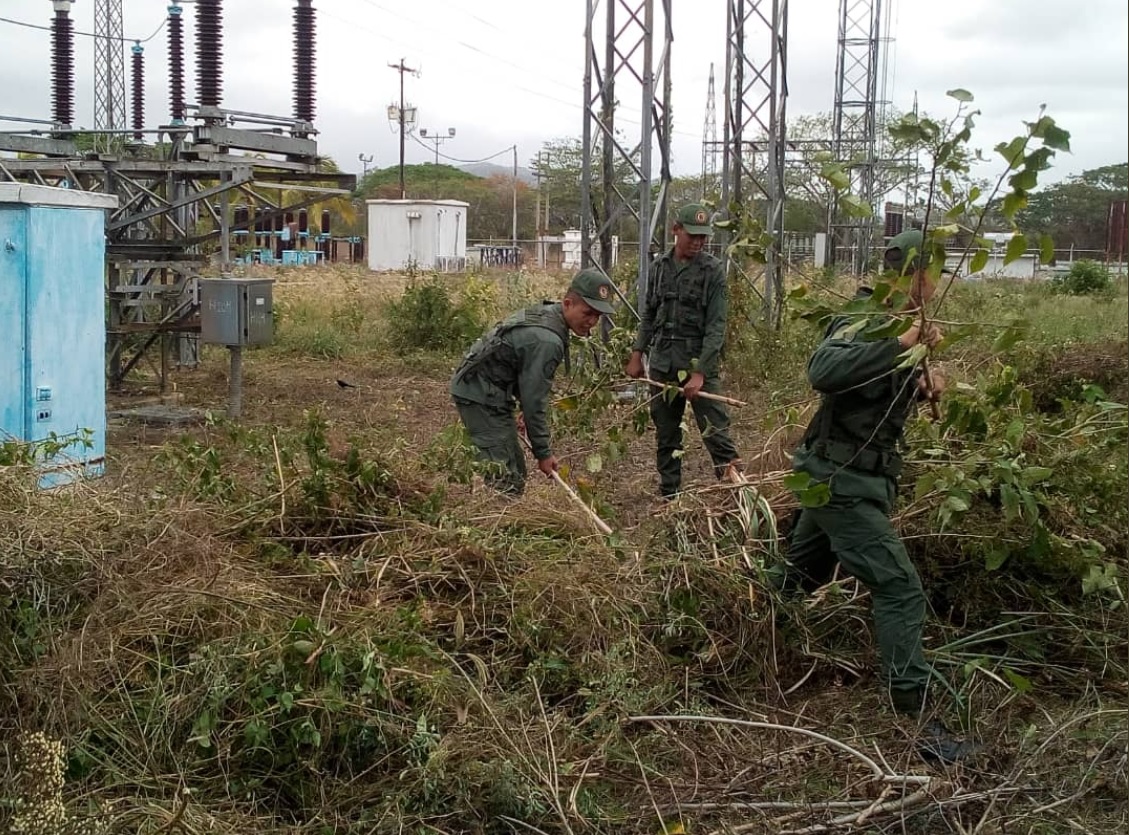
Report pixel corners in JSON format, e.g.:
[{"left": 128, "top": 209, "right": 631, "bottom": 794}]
[{"left": 2, "top": 0, "right": 1126, "bottom": 184}]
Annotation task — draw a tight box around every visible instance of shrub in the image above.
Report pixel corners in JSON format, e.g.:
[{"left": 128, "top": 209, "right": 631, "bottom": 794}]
[
  {"left": 1052, "top": 259, "right": 1111, "bottom": 295},
  {"left": 386, "top": 276, "right": 486, "bottom": 355}
]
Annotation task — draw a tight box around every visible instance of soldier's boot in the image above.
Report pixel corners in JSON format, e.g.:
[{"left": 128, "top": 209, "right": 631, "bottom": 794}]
[
  {"left": 917, "top": 721, "right": 981, "bottom": 765},
  {"left": 892, "top": 687, "right": 980, "bottom": 765}
]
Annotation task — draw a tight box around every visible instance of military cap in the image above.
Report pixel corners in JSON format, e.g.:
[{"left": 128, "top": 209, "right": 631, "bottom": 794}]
[
  {"left": 569, "top": 268, "right": 617, "bottom": 315},
  {"left": 674, "top": 203, "right": 714, "bottom": 235}
]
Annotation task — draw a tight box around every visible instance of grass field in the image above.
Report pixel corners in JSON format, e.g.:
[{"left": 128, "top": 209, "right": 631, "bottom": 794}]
[{"left": 2, "top": 262, "right": 1126, "bottom": 834}]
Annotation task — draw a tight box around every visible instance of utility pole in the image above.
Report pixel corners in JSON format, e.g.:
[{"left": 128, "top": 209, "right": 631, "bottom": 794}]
[
  {"left": 387, "top": 58, "right": 417, "bottom": 198},
  {"left": 419, "top": 127, "right": 456, "bottom": 165},
  {"left": 534, "top": 150, "right": 550, "bottom": 267},
  {"left": 512, "top": 144, "right": 519, "bottom": 262}
]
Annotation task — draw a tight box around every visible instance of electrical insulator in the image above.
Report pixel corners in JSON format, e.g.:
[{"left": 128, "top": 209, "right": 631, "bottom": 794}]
[
  {"left": 195, "top": 0, "right": 224, "bottom": 108},
  {"left": 321, "top": 209, "right": 331, "bottom": 235},
  {"left": 298, "top": 209, "right": 308, "bottom": 234},
  {"left": 131, "top": 43, "right": 145, "bottom": 141},
  {"left": 292, "top": 0, "right": 316, "bottom": 123},
  {"left": 51, "top": 0, "right": 75, "bottom": 127},
  {"left": 167, "top": 4, "right": 186, "bottom": 123}
]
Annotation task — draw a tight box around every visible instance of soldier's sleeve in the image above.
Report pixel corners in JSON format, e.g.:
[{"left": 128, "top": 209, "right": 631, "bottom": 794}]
[
  {"left": 515, "top": 331, "right": 566, "bottom": 460},
  {"left": 806, "top": 318, "right": 904, "bottom": 394},
  {"left": 632, "top": 259, "right": 659, "bottom": 353},
  {"left": 697, "top": 260, "right": 728, "bottom": 376}
]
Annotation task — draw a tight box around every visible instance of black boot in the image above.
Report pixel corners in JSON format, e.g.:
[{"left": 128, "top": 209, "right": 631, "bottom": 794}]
[{"left": 917, "top": 720, "right": 980, "bottom": 765}]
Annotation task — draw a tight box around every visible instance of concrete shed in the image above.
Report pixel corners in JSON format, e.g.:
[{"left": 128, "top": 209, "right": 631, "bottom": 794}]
[{"left": 365, "top": 199, "right": 469, "bottom": 272}]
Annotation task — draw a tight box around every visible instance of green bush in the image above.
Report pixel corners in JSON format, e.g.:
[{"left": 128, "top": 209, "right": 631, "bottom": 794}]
[
  {"left": 1052, "top": 259, "right": 1111, "bottom": 295},
  {"left": 386, "top": 276, "right": 485, "bottom": 355}
]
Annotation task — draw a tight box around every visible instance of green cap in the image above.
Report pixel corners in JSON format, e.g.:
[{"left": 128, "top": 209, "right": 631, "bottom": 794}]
[
  {"left": 569, "top": 268, "right": 617, "bottom": 315},
  {"left": 674, "top": 203, "right": 714, "bottom": 235}
]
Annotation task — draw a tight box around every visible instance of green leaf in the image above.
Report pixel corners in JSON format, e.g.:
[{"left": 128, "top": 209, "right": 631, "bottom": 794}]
[
  {"left": 1020, "top": 466, "right": 1054, "bottom": 486},
  {"left": 995, "top": 137, "right": 1026, "bottom": 167},
  {"left": 1043, "top": 124, "right": 1071, "bottom": 152},
  {"left": 782, "top": 471, "right": 813, "bottom": 492},
  {"left": 1002, "top": 191, "right": 1028, "bottom": 220},
  {"left": 932, "top": 223, "right": 960, "bottom": 239},
  {"left": 896, "top": 343, "right": 928, "bottom": 370},
  {"left": 1039, "top": 234, "right": 1055, "bottom": 264},
  {"left": 585, "top": 453, "right": 603, "bottom": 473},
  {"left": 947, "top": 88, "right": 975, "bottom": 103},
  {"left": 1009, "top": 169, "right": 1038, "bottom": 191},
  {"left": 1003, "top": 668, "right": 1034, "bottom": 694},
  {"left": 555, "top": 395, "right": 579, "bottom": 411},
  {"left": 1004, "top": 233, "right": 1027, "bottom": 265},
  {"left": 798, "top": 482, "right": 832, "bottom": 508},
  {"left": 821, "top": 166, "right": 851, "bottom": 191},
  {"left": 1000, "top": 483, "right": 1021, "bottom": 522},
  {"left": 985, "top": 545, "right": 1010, "bottom": 571},
  {"left": 862, "top": 317, "right": 911, "bottom": 340},
  {"left": 969, "top": 248, "right": 990, "bottom": 274},
  {"left": 839, "top": 194, "right": 874, "bottom": 218}
]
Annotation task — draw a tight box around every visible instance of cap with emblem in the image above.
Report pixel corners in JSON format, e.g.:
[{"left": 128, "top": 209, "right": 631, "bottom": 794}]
[
  {"left": 675, "top": 203, "right": 714, "bottom": 236},
  {"left": 569, "top": 268, "right": 617, "bottom": 315}
]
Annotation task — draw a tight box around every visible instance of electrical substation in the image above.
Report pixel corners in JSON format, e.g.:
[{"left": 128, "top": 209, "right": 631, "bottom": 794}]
[
  {"left": 1, "top": 0, "right": 911, "bottom": 466},
  {"left": 0, "top": 0, "right": 355, "bottom": 398}
]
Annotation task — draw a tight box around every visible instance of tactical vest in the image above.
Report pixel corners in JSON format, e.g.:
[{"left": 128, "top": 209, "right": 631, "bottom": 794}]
[
  {"left": 648, "top": 254, "right": 713, "bottom": 353},
  {"left": 802, "top": 316, "right": 919, "bottom": 478},
  {"left": 452, "top": 302, "right": 570, "bottom": 393}
]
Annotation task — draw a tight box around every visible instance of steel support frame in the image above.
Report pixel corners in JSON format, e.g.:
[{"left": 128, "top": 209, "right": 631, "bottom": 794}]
[
  {"left": 720, "top": 0, "right": 788, "bottom": 324},
  {"left": 93, "top": 0, "right": 127, "bottom": 153},
  {"left": 831, "top": 0, "right": 882, "bottom": 274},
  {"left": 580, "top": 0, "right": 673, "bottom": 310},
  {"left": 0, "top": 138, "right": 353, "bottom": 389}
]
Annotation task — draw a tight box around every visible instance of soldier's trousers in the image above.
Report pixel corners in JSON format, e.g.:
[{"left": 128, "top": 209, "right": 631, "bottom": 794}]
[
  {"left": 648, "top": 373, "right": 740, "bottom": 497},
  {"left": 453, "top": 398, "right": 526, "bottom": 495},
  {"left": 779, "top": 493, "right": 931, "bottom": 706}
]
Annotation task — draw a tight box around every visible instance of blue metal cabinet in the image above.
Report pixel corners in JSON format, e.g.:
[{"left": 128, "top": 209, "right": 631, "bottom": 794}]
[{"left": 0, "top": 184, "right": 117, "bottom": 487}]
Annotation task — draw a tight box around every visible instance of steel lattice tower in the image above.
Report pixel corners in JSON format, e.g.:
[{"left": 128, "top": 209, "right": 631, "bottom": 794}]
[
  {"left": 93, "top": 0, "right": 127, "bottom": 152},
  {"left": 701, "top": 63, "right": 719, "bottom": 199},
  {"left": 831, "top": 0, "right": 883, "bottom": 273},
  {"left": 720, "top": 0, "right": 788, "bottom": 323},
  {"left": 580, "top": 0, "right": 674, "bottom": 309}
]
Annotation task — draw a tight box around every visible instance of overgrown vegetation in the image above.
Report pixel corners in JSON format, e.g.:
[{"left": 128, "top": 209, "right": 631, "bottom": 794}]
[
  {"left": 3, "top": 262, "right": 1126, "bottom": 833},
  {"left": 1052, "top": 259, "right": 1113, "bottom": 295}
]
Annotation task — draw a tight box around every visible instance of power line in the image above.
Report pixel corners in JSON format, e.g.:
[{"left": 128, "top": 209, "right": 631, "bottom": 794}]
[
  {"left": 409, "top": 132, "right": 514, "bottom": 165},
  {"left": 0, "top": 14, "right": 166, "bottom": 44}
]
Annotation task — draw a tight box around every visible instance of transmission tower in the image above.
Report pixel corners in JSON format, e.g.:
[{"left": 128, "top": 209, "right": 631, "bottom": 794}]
[
  {"left": 831, "top": 0, "right": 883, "bottom": 273},
  {"left": 93, "top": 0, "right": 127, "bottom": 152},
  {"left": 580, "top": 0, "right": 673, "bottom": 309},
  {"left": 701, "top": 63, "right": 718, "bottom": 199},
  {"left": 720, "top": 0, "right": 788, "bottom": 324}
]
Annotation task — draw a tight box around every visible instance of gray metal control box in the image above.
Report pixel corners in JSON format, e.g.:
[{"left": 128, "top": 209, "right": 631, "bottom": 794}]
[{"left": 199, "top": 278, "right": 275, "bottom": 346}]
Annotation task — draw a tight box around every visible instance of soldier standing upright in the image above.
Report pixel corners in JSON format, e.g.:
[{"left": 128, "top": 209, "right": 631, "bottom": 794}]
[
  {"left": 450, "top": 269, "right": 616, "bottom": 495},
  {"left": 625, "top": 203, "right": 742, "bottom": 500}
]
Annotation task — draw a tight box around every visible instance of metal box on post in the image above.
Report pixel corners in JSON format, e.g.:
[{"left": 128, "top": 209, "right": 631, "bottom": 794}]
[{"left": 199, "top": 278, "right": 275, "bottom": 346}]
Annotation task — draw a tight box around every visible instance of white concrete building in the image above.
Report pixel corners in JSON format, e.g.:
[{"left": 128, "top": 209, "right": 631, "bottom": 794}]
[{"left": 365, "top": 199, "right": 469, "bottom": 272}]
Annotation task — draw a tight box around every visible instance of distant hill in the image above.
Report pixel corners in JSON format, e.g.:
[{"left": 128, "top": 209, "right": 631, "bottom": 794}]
[{"left": 458, "top": 161, "right": 537, "bottom": 185}]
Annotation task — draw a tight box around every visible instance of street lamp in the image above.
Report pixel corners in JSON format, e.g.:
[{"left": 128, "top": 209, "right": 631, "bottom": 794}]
[
  {"left": 419, "top": 127, "right": 456, "bottom": 165},
  {"left": 358, "top": 153, "right": 373, "bottom": 178}
]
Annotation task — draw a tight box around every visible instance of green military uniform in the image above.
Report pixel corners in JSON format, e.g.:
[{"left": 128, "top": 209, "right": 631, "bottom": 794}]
[
  {"left": 450, "top": 270, "right": 615, "bottom": 494},
  {"left": 632, "top": 204, "right": 741, "bottom": 498},
  {"left": 776, "top": 288, "right": 931, "bottom": 714},
  {"left": 451, "top": 303, "right": 570, "bottom": 494}
]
